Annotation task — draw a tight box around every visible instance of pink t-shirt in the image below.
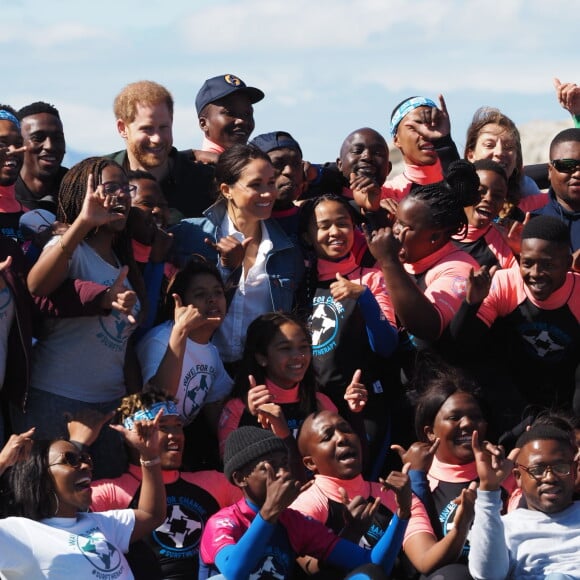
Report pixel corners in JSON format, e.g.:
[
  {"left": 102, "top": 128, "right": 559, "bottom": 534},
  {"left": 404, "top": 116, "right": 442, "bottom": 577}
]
[
  {"left": 403, "top": 242, "right": 479, "bottom": 335},
  {"left": 290, "top": 473, "right": 433, "bottom": 548},
  {"left": 476, "top": 269, "right": 580, "bottom": 328},
  {"left": 382, "top": 161, "right": 444, "bottom": 203}
]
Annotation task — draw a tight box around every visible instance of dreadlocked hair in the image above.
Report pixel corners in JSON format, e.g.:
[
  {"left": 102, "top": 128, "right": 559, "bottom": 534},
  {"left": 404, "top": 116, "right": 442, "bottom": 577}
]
[
  {"left": 57, "top": 156, "right": 148, "bottom": 316},
  {"left": 115, "top": 385, "right": 177, "bottom": 424},
  {"left": 231, "top": 312, "right": 319, "bottom": 418},
  {"left": 408, "top": 160, "right": 480, "bottom": 240},
  {"left": 296, "top": 193, "right": 361, "bottom": 315}
]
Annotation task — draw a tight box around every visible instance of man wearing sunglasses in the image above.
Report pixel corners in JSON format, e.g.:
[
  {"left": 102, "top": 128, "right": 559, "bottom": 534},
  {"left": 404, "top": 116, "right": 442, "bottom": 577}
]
[
  {"left": 469, "top": 424, "right": 580, "bottom": 579},
  {"left": 535, "top": 128, "right": 580, "bottom": 253}
]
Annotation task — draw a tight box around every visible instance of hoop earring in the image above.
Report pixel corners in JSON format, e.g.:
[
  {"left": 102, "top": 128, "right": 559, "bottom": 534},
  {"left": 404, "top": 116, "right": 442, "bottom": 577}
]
[{"left": 52, "top": 492, "right": 60, "bottom": 516}]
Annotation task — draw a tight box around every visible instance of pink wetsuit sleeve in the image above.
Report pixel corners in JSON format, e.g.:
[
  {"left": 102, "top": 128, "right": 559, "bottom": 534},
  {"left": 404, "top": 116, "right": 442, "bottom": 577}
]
[
  {"left": 370, "top": 483, "right": 434, "bottom": 547},
  {"left": 200, "top": 506, "right": 244, "bottom": 566},
  {"left": 362, "top": 269, "right": 397, "bottom": 327},
  {"left": 476, "top": 268, "right": 522, "bottom": 328},
  {"left": 283, "top": 509, "right": 341, "bottom": 560},
  {"left": 486, "top": 225, "right": 517, "bottom": 270}
]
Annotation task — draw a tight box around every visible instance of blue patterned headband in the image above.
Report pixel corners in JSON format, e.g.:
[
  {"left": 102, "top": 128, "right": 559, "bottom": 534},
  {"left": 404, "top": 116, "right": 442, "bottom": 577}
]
[
  {"left": 0, "top": 110, "right": 20, "bottom": 130},
  {"left": 390, "top": 97, "right": 437, "bottom": 138},
  {"left": 123, "top": 400, "right": 179, "bottom": 430}
]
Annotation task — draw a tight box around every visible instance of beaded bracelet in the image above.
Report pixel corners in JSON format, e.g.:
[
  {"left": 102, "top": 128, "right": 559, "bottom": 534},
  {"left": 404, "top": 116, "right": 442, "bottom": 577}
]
[{"left": 140, "top": 457, "right": 161, "bottom": 467}]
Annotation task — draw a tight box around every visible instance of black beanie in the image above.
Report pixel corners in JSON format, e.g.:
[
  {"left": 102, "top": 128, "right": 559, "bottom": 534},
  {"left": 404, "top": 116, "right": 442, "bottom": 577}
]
[{"left": 223, "top": 426, "right": 287, "bottom": 482}]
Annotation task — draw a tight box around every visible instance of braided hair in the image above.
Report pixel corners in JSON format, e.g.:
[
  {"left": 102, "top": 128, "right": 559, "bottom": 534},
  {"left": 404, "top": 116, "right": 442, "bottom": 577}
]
[
  {"left": 57, "top": 156, "right": 147, "bottom": 312},
  {"left": 296, "top": 193, "right": 361, "bottom": 314},
  {"left": 406, "top": 159, "right": 480, "bottom": 239},
  {"left": 115, "top": 387, "right": 177, "bottom": 425}
]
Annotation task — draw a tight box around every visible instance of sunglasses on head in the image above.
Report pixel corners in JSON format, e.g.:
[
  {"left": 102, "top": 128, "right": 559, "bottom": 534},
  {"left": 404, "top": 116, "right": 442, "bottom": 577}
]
[
  {"left": 49, "top": 450, "right": 93, "bottom": 469},
  {"left": 550, "top": 158, "right": 580, "bottom": 174}
]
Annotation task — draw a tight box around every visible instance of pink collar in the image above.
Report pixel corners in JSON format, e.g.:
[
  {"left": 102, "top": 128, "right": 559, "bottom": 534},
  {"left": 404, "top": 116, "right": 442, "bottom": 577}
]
[
  {"left": 317, "top": 253, "right": 360, "bottom": 281},
  {"left": 403, "top": 160, "right": 443, "bottom": 185},
  {"left": 201, "top": 137, "right": 225, "bottom": 154},
  {"left": 265, "top": 379, "right": 300, "bottom": 403},
  {"left": 428, "top": 455, "right": 478, "bottom": 484},
  {"left": 131, "top": 239, "right": 151, "bottom": 263},
  {"left": 403, "top": 241, "right": 457, "bottom": 275},
  {"left": 314, "top": 473, "right": 368, "bottom": 502}
]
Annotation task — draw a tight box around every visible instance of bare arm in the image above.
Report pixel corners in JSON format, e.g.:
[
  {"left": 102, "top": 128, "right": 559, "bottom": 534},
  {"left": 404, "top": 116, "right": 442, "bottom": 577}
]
[
  {"left": 110, "top": 411, "right": 166, "bottom": 542},
  {"left": 27, "top": 175, "right": 126, "bottom": 296},
  {"left": 403, "top": 484, "right": 476, "bottom": 573},
  {"left": 149, "top": 294, "right": 222, "bottom": 396},
  {"left": 366, "top": 226, "right": 441, "bottom": 341}
]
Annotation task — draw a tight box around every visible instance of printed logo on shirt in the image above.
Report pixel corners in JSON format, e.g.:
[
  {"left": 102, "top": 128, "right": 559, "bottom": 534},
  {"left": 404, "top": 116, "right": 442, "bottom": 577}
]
[
  {"left": 519, "top": 322, "right": 571, "bottom": 360},
  {"left": 451, "top": 276, "right": 468, "bottom": 297},
  {"left": 152, "top": 496, "right": 206, "bottom": 558},
  {"left": 181, "top": 365, "right": 216, "bottom": 421},
  {"left": 71, "top": 529, "right": 125, "bottom": 578},
  {"left": 96, "top": 308, "right": 138, "bottom": 352},
  {"left": 249, "top": 554, "right": 285, "bottom": 580},
  {"left": 310, "top": 296, "right": 345, "bottom": 356},
  {"left": 440, "top": 500, "right": 470, "bottom": 558}
]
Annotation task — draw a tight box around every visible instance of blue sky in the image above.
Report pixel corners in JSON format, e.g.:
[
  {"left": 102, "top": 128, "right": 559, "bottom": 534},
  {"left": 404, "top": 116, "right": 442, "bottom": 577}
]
[{"left": 2, "top": 0, "right": 577, "bottom": 166}]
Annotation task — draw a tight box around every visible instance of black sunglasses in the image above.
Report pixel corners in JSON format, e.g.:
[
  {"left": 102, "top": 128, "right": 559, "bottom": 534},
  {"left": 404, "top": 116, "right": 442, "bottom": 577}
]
[
  {"left": 49, "top": 450, "right": 93, "bottom": 469},
  {"left": 550, "top": 158, "right": 580, "bottom": 174}
]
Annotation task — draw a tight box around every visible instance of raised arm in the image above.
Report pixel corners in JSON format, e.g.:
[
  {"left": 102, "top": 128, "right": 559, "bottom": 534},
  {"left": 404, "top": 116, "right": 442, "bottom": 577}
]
[
  {"left": 27, "top": 175, "right": 125, "bottom": 296},
  {"left": 366, "top": 226, "right": 442, "bottom": 341},
  {"left": 110, "top": 411, "right": 166, "bottom": 542}
]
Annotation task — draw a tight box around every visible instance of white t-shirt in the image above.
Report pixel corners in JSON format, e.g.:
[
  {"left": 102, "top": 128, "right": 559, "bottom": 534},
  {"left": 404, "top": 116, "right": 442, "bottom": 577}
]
[
  {"left": 30, "top": 239, "right": 139, "bottom": 402},
  {"left": 0, "top": 285, "right": 15, "bottom": 388},
  {"left": 137, "top": 321, "right": 233, "bottom": 424},
  {"left": 0, "top": 510, "right": 135, "bottom": 580}
]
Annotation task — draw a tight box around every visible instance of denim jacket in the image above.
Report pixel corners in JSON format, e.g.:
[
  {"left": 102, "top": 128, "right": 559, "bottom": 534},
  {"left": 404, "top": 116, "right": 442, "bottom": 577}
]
[{"left": 170, "top": 202, "right": 304, "bottom": 312}]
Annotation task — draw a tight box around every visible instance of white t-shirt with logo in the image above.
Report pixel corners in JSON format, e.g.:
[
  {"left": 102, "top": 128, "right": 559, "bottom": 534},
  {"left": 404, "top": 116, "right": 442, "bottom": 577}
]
[
  {"left": 30, "top": 239, "right": 139, "bottom": 402},
  {"left": 137, "top": 321, "right": 233, "bottom": 424},
  {"left": 0, "top": 509, "right": 135, "bottom": 579}
]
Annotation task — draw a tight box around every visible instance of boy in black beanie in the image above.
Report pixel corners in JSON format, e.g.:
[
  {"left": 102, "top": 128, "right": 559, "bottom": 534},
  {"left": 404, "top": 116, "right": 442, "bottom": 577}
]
[{"left": 198, "top": 425, "right": 412, "bottom": 579}]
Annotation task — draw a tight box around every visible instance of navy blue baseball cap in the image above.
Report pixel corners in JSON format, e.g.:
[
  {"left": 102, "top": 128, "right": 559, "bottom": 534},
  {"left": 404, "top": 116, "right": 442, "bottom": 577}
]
[
  {"left": 250, "top": 131, "right": 303, "bottom": 157},
  {"left": 195, "top": 74, "right": 265, "bottom": 116}
]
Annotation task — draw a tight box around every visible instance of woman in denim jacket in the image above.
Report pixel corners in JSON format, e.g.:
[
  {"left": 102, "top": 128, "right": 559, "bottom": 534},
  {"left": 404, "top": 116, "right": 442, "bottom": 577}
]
[{"left": 170, "top": 144, "right": 304, "bottom": 367}]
